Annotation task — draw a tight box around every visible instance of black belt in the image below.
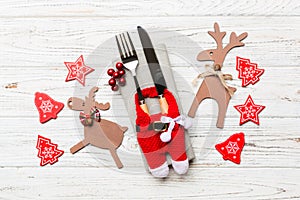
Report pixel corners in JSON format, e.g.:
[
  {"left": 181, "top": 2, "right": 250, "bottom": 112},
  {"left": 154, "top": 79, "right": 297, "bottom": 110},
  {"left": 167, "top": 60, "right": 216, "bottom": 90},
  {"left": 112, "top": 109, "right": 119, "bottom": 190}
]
[{"left": 136, "top": 121, "right": 168, "bottom": 132}]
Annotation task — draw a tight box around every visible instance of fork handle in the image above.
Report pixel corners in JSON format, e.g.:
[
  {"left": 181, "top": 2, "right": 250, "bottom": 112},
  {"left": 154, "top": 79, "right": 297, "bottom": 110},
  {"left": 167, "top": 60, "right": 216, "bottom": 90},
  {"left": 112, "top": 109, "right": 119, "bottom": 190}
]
[{"left": 134, "top": 76, "right": 144, "bottom": 101}]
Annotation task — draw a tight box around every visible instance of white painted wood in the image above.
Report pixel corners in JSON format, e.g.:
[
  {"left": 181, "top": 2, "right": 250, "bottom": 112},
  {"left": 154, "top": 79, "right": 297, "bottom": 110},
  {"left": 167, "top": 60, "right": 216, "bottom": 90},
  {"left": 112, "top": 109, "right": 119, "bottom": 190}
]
[
  {"left": 0, "top": 0, "right": 300, "bottom": 199},
  {"left": 0, "top": 17, "right": 299, "bottom": 67},
  {"left": 1, "top": 66, "right": 299, "bottom": 117},
  {"left": 0, "top": 168, "right": 299, "bottom": 199},
  {"left": 0, "top": 117, "right": 299, "bottom": 167},
  {"left": 0, "top": 0, "right": 299, "bottom": 17}
]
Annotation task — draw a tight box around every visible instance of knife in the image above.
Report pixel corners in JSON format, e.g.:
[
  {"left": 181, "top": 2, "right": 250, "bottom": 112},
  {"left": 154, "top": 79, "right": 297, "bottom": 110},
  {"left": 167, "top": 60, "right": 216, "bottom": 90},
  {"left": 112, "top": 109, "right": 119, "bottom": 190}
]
[{"left": 137, "top": 26, "right": 169, "bottom": 114}]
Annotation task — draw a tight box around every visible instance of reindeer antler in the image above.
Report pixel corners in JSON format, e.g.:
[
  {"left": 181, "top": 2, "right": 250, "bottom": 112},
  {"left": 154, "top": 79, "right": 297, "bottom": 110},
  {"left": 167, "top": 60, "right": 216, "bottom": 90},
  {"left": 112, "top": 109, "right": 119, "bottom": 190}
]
[
  {"left": 88, "top": 86, "right": 99, "bottom": 101},
  {"left": 223, "top": 32, "right": 248, "bottom": 54},
  {"left": 208, "top": 22, "right": 226, "bottom": 50},
  {"left": 87, "top": 86, "right": 111, "bottom": 110},
  {"left": 95, "top": 102, "right": 110, "bottom": 110},
  {"left": 197, "top": 22, "right": 248, "bottom": 69}
]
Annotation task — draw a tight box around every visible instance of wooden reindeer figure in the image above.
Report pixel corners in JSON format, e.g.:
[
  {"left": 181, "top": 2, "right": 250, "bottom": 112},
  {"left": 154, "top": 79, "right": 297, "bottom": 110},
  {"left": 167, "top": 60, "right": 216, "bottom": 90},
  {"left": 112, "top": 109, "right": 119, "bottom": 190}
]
[
  {"left": 67, "top": 86, "right": 128, "bottom": 168},
  {"left": 188, "top": 23, "right": 248, "bottom": 128}
]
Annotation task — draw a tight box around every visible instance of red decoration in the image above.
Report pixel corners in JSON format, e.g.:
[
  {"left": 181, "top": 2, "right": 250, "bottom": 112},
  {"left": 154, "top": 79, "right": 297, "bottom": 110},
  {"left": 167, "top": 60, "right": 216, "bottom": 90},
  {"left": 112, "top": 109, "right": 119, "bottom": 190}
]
[
  {"left": 108, "top": 78, "right": 116, "bottom": 86},
  {"left": 112, "top": 71, "right": 120, "bottom": 78},
  {"left": 111, "top": 85, "right": 119, "bottom": 91},
  {"left": 107, "top": 62, "right": 127, "bottom": 91},
  {"left": 215, "top": 133, "right": 245, "bottom": 164},
  {"left": 36, "top": 135, "right": 64, "bottom": 166},
  {"left": 65, "top": 55, "right": 94, "bottom": 86},
  {"left": 116, "top": 62, "right": 124, "bottom": 70},
  {"left": 234, "top": 95, "right": 265, "bottom": 125},
  {"left": 236, "top": 56, "right": 264, "bottom": 87},
  {"left": 107, "top": 68, "right": 115, "bottom": 76},
  {"left": 34, "top": 92, "right": 64, "bottom": 124},
  {"left": 135, "top": 87, "right": 180, "bottom": 126},
  {"left": 119, "top": 77, "right": 126, "bottom": 86},
  {"left": 118, "top": 69, "right": 125, "bottom": 77},
  {"left": 135, "top": 87, "right": 188, "bottom": 176}
]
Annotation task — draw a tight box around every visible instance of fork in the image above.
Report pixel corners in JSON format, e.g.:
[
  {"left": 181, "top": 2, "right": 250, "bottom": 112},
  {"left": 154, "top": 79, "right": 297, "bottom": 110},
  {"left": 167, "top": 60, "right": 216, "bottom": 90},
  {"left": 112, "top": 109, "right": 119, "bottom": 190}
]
[{"left": 115, "top": 32, "right": 149, "bottom": 115}]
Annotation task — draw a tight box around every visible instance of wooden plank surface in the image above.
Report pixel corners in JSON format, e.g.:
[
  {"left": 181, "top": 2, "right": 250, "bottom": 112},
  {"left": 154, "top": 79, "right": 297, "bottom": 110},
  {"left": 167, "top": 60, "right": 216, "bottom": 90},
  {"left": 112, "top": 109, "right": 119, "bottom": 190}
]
[
  {"left": 0, "top": 0, "right": 299, "bottom": 199},
  {"left": 0, "top": 0, "right": 299, "bottom": 17},
  {"left": 0, "top": 168, "right": 299, "bottom": 200},
  {"left": 0, "top": 17, "right": 299, "bottom": 67}
]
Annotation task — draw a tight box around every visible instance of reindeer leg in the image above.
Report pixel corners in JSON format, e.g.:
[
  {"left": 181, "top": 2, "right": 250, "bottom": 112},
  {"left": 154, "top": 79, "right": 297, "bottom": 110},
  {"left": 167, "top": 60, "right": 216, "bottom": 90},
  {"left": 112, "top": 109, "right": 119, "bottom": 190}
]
[
  {"left": 188, "top": 96, "right": 200, "bottom": 118},
  {"left": 215, "top": 93, "right": 231, "bottom": 129},
  {"left": 70, "top": 139, "right": 89, "bottom": 154},
  {"left": 109, "top": 148, "right": 123, "bottom": 169},
  {"left": 188, "top": 84, "right": 209, "bottom": 118},
  {"left": 119, "top": 126, "right": 128, "bottom": 133}
]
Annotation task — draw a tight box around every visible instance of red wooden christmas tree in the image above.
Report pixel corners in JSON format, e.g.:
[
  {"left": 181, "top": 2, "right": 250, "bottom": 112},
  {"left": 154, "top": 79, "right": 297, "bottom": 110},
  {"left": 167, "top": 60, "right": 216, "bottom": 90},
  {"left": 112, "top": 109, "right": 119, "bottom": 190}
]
[
  {"left": 36, "top": 135, "right": 64, "bottom": 166},
  {"left": 236, "top": 56, "right": 264, "bottom": 87}
]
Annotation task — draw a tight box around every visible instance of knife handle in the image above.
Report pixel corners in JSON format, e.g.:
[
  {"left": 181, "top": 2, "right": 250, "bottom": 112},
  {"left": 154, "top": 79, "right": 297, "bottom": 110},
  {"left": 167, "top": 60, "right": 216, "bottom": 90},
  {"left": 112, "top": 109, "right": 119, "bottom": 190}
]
[
  {"left": 140, "top": 101, "right": 149, "bottom": 115},
  {"left": 159, "top": 96, "right": 169, "bottom": 114}
]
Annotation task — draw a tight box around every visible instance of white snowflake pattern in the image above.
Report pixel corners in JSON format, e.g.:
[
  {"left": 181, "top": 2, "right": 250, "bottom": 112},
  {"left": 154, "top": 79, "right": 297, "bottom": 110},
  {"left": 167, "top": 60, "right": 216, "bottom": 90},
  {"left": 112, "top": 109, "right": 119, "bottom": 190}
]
[
  {"left": 71, "top": 63, "right": 82, "bottom": 76},
  {"left": 226, "top": 141, "right": 239, "bottom": 154},
  {"left": 39, "top": 100, "right": 54, "bottom": 113},
  {"left": 77, "top": 64, "right": 87, "bottom": 78},
  {"left": 242, "top": 66, "right": 256, "bottom": 79},
  {"left": 245, "top": 105, "right": 256, "bottom": 118},
  {"left": 71, "top": 65, "right": 78, "bottom": 75},
  {"left": 42, "top": 147, "right": 55, "bottom": 158}
]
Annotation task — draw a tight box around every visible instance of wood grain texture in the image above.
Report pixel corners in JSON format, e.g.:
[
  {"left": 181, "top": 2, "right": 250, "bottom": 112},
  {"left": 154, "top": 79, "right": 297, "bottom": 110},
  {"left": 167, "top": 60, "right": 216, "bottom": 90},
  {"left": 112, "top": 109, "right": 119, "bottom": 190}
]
[
  {"left": 0, "top": 0, "right": 300, "bottom": 199},
  {"left": 0, "top": 117, "right": 299, "bottom": 168},
  {"left": 1, "top": 66, "right": 299, "bottom": 118},
  {"left": 0, "top": 168, "right": 299, "bottom": 199},
  {"left": 0, "top": 17, "right": 299, "bottom": 67},
  {"left": 0, "top": 0, "right": 299, "bottom": 17}
]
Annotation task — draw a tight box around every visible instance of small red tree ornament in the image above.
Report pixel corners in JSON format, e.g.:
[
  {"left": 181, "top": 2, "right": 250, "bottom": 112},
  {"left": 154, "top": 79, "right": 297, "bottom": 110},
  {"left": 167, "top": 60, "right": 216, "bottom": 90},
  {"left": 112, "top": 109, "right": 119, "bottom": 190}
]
[
  {"left": 236, "top": 56, "right": 264, "bottom": 87},
  {"left": 36, "top": 135, "right": 64, "bottom": 166}
]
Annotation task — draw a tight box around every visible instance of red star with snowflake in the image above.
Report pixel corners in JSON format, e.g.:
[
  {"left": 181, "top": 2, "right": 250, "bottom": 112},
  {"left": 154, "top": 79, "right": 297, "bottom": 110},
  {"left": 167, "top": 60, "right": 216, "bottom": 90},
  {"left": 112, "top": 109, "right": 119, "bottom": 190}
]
[
  {"left": 236, "top": 56, "right": 264, "bottom": 87},
  {"left": 234, "top": 95, "right": 265, "bottom": 125},
  {"left": 64, "top": 55, "right": 94, "bottom": 86}
]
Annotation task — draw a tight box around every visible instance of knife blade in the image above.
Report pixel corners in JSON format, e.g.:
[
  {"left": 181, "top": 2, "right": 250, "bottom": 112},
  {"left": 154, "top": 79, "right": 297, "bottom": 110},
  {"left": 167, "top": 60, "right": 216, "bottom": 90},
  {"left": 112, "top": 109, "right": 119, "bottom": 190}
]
[{"left": 137, "top": 26, "right": 169, "bottom": 114}]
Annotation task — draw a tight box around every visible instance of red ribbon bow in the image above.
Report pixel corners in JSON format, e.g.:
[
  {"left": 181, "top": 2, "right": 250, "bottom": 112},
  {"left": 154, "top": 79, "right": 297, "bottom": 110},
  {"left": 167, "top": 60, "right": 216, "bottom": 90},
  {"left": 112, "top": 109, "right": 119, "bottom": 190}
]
[{"left": 79, "top": 107, "right": 101, "bottom": 126}]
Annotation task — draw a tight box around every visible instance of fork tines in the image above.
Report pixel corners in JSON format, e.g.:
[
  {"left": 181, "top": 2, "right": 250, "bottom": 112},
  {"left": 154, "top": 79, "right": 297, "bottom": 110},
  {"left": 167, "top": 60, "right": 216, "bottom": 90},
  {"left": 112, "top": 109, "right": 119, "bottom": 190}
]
[{"left": 115, "top": 32, "right": 137, "bottom": 62}]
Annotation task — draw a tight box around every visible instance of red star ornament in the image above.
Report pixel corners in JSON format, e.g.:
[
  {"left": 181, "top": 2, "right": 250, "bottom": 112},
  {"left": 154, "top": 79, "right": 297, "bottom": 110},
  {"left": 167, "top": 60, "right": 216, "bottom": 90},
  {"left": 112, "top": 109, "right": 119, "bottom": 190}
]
[
  {"left": 234, "top": 95, "right": 265, "bottom": 125},
  {"left": 36, "top": 135, "right": 64, "bottom": 166},
  {"left": 215, "top": 132, "right": 245, "bottom": 164},
  {"left": 65, "top": 55, "right": 94, "bottom": 86},
  {"left": 236, "top": 56, "right": 264, "bottom": 87},
  {"left": 34, "top": 92, "right": 64, "bottom": 124}
]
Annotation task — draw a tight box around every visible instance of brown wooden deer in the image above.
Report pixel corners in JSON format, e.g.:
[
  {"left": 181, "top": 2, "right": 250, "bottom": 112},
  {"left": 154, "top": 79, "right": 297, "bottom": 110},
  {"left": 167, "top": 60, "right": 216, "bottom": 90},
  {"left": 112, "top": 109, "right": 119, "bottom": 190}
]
[
  {"left": 188, "top": 23, "right": 248, "bottom": 128},
  {"left": 67, "top": 86, "right": 128, "bottom": 168}
]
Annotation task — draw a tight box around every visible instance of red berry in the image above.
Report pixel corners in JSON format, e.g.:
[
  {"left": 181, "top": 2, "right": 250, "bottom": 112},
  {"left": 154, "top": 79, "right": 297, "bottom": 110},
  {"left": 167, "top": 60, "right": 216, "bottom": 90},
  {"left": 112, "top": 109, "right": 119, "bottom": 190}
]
[
  {"left": 116, "top": 62, "right": 123, "bottom": 70},
  {"left": 107, "top": 68, "right": 115, "bottom": 76},
  {"left": 108, "top": 78, "right": 116, "bottom": 86},
  {"left": 111, "top": 85, "right": 119, "bottom": 91},
  {"left": 112, "top": 71, "right": 119, "bottom": 78},
  {"left": 119, "top": 77, "right": 126, "bottom": 86},
  {"left": 118, "top": 69, "right": 125, "bottom": 77}
]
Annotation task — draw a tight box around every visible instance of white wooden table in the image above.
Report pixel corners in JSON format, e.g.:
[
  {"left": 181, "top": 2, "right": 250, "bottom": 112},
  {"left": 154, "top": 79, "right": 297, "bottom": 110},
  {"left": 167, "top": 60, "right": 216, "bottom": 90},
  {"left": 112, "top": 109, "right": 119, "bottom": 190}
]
[{"left": 0, "top": 1, "right": 299, "bottom": 199}]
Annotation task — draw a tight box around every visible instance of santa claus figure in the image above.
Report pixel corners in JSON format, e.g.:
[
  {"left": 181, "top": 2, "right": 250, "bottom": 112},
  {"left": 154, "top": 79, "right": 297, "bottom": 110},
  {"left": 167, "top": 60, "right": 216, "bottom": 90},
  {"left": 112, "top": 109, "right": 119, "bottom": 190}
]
[{"left": 135, "top": 87, "right": 191, "bottom": 178}]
